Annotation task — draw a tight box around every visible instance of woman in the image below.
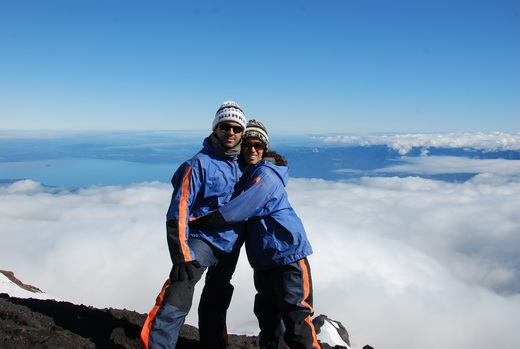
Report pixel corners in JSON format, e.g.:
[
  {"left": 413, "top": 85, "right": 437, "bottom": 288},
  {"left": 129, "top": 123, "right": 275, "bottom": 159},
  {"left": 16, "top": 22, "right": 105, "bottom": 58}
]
[{"left": 190, "top": 120, "right": 320, "bottom": 349}]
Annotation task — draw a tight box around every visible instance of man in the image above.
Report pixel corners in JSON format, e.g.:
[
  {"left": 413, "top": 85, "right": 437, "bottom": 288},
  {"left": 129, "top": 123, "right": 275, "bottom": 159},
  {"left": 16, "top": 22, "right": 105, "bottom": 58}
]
[{"left": 141, "top": 101, "right": 247, "bottom": 349}]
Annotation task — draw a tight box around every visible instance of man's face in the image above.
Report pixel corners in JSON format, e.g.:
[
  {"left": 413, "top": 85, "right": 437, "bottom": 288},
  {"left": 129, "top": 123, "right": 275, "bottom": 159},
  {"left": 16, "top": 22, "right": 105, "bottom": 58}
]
[
  {"left": 242, "top": 137, "right": 265, "bottom": 165},
  {"left": 215, "top": 121, "right": 244, "bottom": 148}
]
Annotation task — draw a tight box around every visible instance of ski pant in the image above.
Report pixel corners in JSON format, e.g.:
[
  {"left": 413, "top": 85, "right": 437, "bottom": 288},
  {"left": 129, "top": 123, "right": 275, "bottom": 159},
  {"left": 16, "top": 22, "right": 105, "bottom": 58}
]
[
  {"left": 253, "top": 258, "right": 320, "bottom": 349},
  {"left": 141, "top": 238, "right": 240, "bottom": 349}
]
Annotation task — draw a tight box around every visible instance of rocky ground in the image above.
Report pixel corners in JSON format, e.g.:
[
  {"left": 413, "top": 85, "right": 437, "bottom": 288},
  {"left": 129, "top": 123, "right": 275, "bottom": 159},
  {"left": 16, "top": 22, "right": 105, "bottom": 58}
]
[
  {"left": 0, "top": 270, "right": 373, "bottom": 349},
  {"left": 0, "top": 293, "right": 258, "bottom": 349}
]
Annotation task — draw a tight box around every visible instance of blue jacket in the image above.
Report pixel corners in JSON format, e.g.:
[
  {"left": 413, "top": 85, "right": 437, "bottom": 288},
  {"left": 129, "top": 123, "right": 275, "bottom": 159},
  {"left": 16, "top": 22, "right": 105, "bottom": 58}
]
[
  {"left": 218, "top": 160, "right": 313, "bottom": 270},
  {"left": 166, "top": 136, "right": 244, "bottom": 264}
]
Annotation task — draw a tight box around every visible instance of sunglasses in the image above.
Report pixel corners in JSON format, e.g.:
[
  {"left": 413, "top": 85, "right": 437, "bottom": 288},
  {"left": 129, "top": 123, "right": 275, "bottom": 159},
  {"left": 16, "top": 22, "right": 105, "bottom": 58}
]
[
  {"left": 219, "top": 123, "right": 244, "bottom": 133},
  {"left": 242, "top": 142, "right": 265, "bottom": 151}
]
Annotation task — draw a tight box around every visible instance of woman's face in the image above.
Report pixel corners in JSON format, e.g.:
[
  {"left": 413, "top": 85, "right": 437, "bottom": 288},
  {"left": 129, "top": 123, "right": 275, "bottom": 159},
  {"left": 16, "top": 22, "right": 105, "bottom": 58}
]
[{"left": 242, "top": 137, "right": 265, "bottom": 165}]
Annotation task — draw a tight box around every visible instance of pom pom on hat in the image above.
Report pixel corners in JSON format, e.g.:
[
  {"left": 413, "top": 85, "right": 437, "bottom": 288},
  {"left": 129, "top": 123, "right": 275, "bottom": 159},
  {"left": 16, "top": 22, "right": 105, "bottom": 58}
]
[
  {"left": 244, "top": 119, "right": 269, "bottom": 150},
  {"left": 212, "top": 101, "right": 247, "bottom": 131}
]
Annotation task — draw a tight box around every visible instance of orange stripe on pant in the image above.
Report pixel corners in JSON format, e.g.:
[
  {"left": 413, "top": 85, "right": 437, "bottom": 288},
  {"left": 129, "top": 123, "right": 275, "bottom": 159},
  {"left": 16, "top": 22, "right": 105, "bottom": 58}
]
[
  {"left": 141, "top": 279, "right": 172, "bottom": 349},
  {"left": 299, "top": 259, "right": 321, "bottom": 349}
]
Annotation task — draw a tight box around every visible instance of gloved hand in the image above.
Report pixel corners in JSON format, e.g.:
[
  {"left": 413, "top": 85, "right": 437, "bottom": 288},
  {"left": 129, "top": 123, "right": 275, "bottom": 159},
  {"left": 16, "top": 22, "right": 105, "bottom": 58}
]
[{"left": 170, "top": 260, "right": 202, "bottom": 282}]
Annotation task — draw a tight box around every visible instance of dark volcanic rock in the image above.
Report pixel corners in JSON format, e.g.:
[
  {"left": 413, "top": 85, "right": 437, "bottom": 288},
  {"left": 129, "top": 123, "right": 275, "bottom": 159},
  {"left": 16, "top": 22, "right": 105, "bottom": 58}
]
[
  {"left": 0, "top": 292, "right": 373, "bottom": 349},
  {"left": 0, "top": 293, "right": 258, "bottom": 349}
]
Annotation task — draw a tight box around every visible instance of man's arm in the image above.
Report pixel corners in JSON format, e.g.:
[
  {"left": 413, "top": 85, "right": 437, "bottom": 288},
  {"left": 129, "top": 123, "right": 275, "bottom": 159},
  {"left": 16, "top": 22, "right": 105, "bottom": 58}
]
[
  {"left": 166, "top": 165, "right": 196, "bottom": 264},
  {"left": 166, "top": 164, "right": 204, "bottom": 281}
]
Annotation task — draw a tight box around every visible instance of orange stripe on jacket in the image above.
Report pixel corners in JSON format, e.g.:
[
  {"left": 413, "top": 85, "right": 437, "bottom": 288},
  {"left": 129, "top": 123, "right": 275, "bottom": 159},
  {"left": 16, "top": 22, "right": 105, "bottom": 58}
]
[
  {"left": 249, "top": 176, "right": 262, "bottom": 187},
  {"left": 299, "top": 259, "right": 321, "bottom": 349},
  {"left": 178, "top": 166, "right": 193, "bottom": 262},
  {"left": 140, "top": 279, "right": 172, "bottom": 349}
]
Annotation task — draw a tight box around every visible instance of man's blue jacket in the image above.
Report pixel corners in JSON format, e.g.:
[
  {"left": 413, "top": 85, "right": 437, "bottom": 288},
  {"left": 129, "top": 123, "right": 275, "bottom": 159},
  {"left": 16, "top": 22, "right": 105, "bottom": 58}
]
[{"left": 166, "top": 136, "right": 244, "bottom": 264}]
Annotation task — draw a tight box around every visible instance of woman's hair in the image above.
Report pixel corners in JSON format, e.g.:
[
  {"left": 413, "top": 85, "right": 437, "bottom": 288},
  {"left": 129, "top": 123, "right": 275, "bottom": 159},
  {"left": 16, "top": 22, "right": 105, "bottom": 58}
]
[{"left": 263, "top": 150, "right": 288, "bottom": 166}]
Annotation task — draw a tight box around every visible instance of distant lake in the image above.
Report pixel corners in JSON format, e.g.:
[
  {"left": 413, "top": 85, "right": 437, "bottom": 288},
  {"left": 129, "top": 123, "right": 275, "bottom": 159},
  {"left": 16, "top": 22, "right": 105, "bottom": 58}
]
[
  {"left": 2, "top": 131, "right": 520, "bottom": 187},
  {"left": 0, "top": 158, "right": 179, "bottom": 187}
]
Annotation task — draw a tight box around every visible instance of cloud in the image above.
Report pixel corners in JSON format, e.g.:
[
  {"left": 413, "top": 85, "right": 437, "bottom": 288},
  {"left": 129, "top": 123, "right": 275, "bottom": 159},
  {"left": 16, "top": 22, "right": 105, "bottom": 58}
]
[
  {"left": 314, "top": 132, "right": 520, "bottom": 154},
  {"left": 375, "top": 156, "right": 520, "bottom": 175},
  {"left": 287, "top": 175, "right": 520, "bottom": 348},
  {"left": 1, "top": 175, "right": 520, "bottom": 349}
]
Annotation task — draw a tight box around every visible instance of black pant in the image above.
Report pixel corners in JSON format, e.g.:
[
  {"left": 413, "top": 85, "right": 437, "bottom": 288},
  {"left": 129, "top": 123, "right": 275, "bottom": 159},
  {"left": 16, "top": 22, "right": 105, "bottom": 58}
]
[
  {"left": 198, "top": 248, "right": 240, "bottom": 349},
  {"left": 143, "top": 238, "right": 240, "bottom": 349},
  {"left": 253, "top": 258, "right": 320, "bottom": 349}
]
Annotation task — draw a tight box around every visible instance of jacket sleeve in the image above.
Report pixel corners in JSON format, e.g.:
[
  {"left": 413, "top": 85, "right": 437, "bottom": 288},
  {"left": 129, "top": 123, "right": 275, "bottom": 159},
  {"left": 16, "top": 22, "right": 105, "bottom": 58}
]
[
  {"left": 166, "top": 163, "right": 199, "bottom": 264},
  {"left": 217, "top": 169, "right": 283, "bottom": 224}
]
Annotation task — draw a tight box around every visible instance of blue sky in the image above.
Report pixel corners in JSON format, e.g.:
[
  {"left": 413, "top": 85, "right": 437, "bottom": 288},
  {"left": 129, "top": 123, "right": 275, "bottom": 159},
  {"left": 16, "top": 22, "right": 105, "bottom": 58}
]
[{"left": 1, "top": 0, "right": 519, "bottom": 133}]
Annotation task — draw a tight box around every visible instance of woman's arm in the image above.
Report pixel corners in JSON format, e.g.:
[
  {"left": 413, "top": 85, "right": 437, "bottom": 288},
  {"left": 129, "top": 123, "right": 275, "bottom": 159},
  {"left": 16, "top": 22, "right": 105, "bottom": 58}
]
[{"left": 190, "top": 167, "right": 282, "bottom": 229}]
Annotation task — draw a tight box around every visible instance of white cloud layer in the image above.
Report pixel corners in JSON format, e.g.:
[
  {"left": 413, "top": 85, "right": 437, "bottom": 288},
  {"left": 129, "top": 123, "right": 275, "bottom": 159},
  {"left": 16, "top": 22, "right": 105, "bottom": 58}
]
[
  {"left": 376, "top": 156, "right": 520, "bottom": 175},
  {"left": 1, "top": 175, "right": 520, "bottom": 349},
  {"left": 314, "top": 132, "right": 520, "bottom": 154}
]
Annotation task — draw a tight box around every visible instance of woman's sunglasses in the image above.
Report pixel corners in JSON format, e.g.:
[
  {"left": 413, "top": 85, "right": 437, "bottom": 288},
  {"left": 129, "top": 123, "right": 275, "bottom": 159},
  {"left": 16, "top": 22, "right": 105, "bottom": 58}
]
[
  {"left": 219, "top": 123, "right": 244, "bottom": 133},
  {"left": 242, "top": 142, "right": 265, "bottom": 151}
]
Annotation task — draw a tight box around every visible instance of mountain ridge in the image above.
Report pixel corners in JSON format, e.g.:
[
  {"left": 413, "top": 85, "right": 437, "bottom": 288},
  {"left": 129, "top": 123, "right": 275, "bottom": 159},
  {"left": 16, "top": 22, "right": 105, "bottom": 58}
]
[{"left": 0, "top": 270, "right": 373, "bottom": 349}]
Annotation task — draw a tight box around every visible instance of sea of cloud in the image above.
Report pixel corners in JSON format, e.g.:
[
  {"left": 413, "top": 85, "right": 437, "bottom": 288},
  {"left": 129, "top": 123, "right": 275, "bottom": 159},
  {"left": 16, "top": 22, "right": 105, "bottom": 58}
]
[
  {"left": 1, "top": 131, "right": 520, "bottom": 349},
  {"left": 376, "top": 156, "right": 520, "bottom": 175},
  {"left": 1, "top": 171, "right": 520, "bottom": 349},
  {"left": 315, "top": 131, "right": 520, "bottom": 154}
]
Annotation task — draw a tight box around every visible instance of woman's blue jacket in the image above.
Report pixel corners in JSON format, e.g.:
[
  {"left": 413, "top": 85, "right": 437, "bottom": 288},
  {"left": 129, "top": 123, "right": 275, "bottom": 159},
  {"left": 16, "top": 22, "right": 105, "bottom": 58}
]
[{"left": 218, "top": 160, "right": 313, "bottom": 270}]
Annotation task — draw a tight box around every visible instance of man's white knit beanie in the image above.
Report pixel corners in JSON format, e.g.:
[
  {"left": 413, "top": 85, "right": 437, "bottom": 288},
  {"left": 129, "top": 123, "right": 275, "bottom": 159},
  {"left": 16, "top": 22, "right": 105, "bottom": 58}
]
[{"left": 212, "top": 101, "right": 247, "bottom": 131}]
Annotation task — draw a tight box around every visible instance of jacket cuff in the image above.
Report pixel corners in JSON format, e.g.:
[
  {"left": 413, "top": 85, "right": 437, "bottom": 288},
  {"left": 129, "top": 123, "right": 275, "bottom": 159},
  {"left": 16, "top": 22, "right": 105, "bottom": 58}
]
[{"left": 189, "top": 210, "right": 227, "bottom": 230}]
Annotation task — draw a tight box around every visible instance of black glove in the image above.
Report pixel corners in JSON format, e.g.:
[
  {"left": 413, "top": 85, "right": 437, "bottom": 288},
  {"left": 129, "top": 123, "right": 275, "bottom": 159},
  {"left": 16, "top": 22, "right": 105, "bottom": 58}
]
[
  {"left": 189, "top": 210, "right": 228, "bottom": 230},
  {"left": 170, "top": 260, "right": 202, "bottom": 282}
]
